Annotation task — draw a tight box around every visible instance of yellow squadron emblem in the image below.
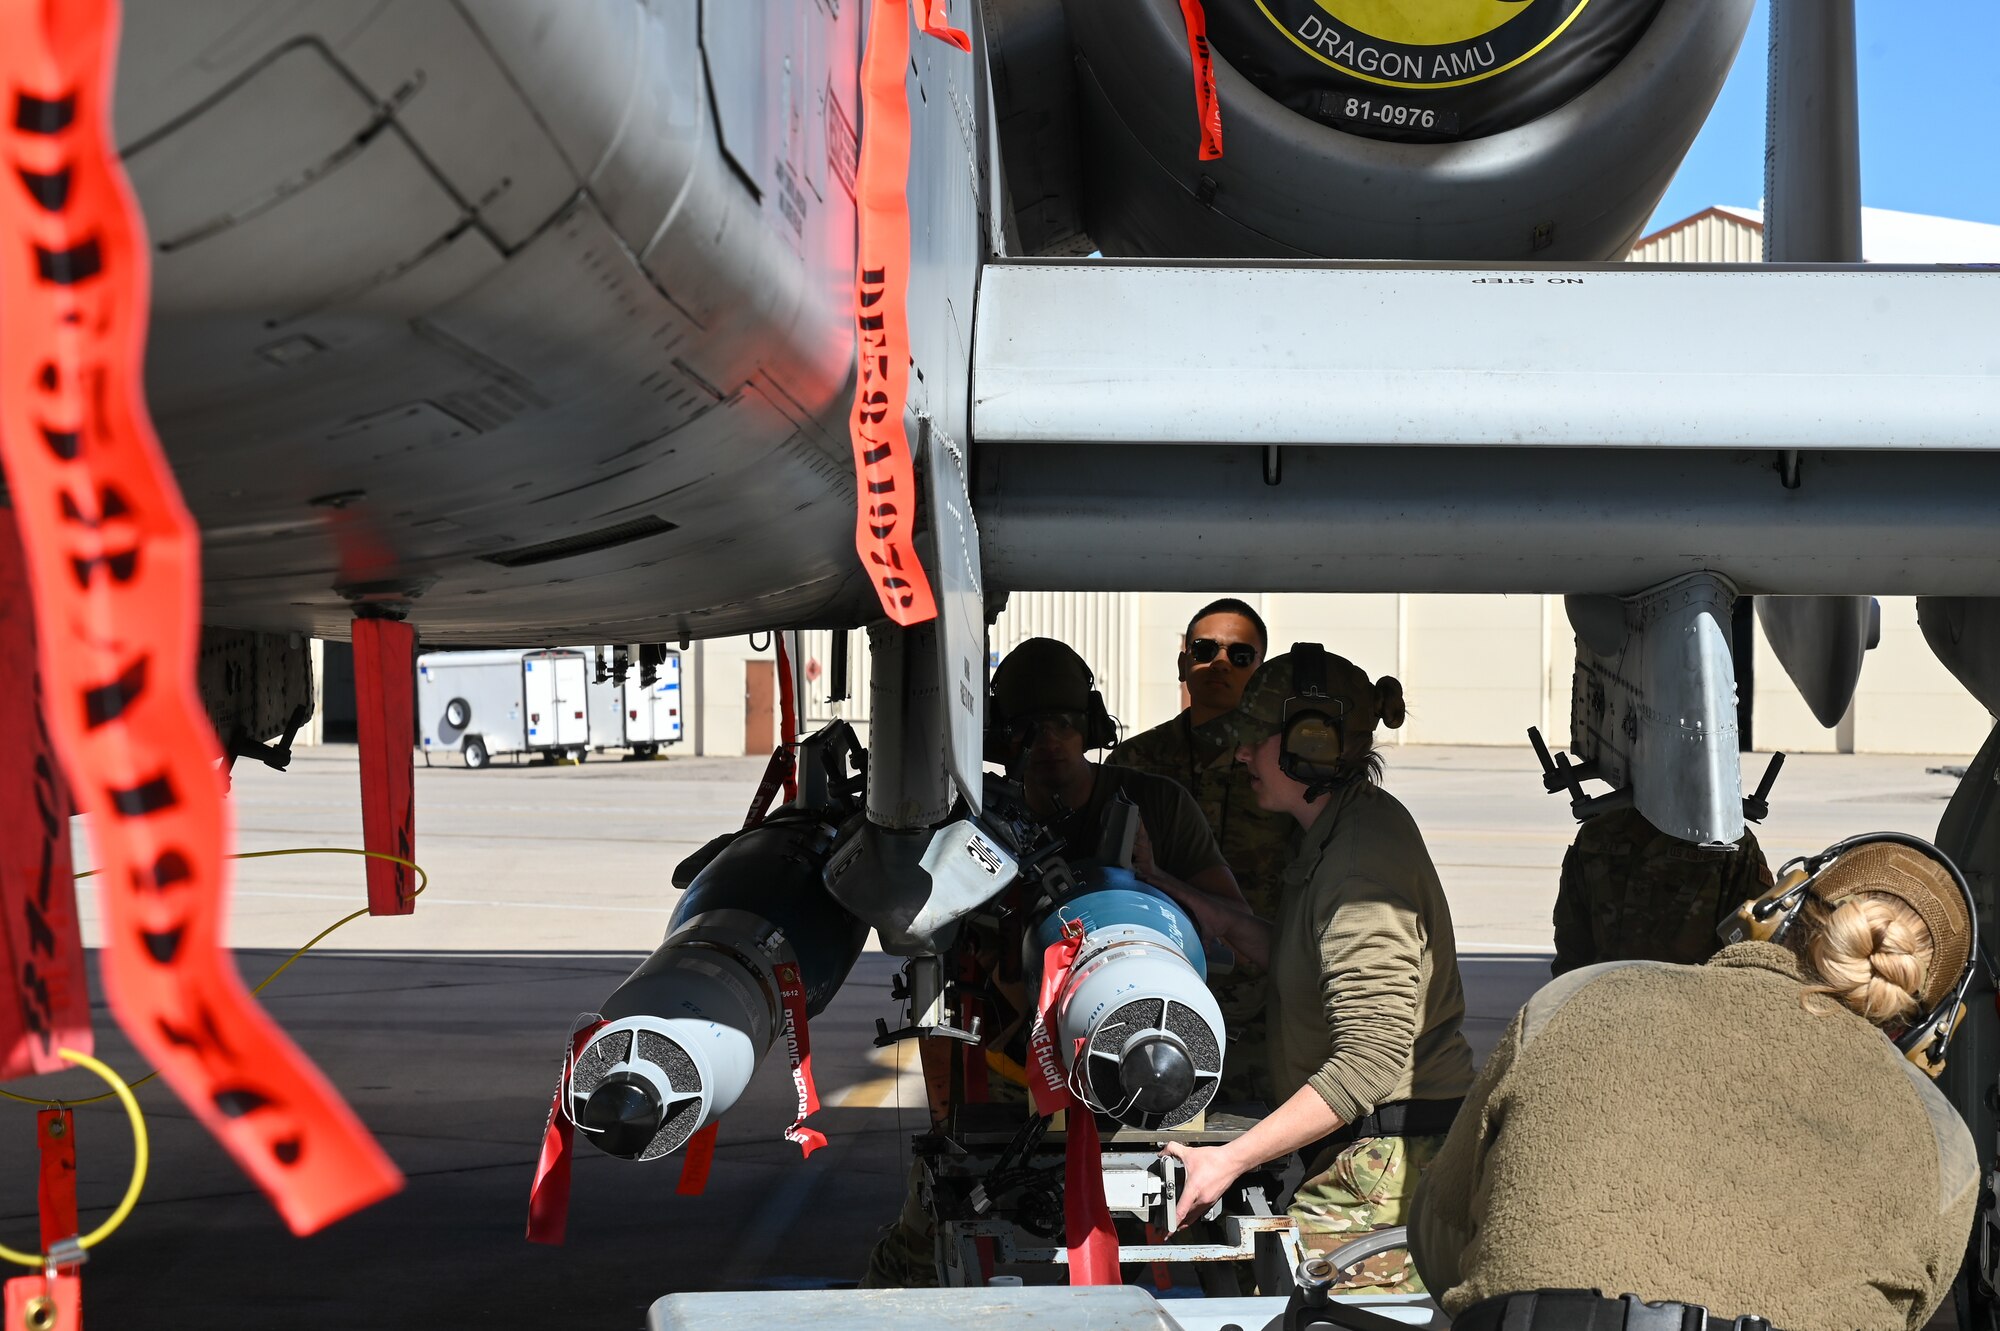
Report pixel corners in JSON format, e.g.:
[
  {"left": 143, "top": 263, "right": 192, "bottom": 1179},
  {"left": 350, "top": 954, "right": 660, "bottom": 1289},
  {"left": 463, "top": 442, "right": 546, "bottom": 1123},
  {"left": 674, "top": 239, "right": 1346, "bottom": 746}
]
[{"left": 1313, "top": 0, "right": 1537, "bottom": 47}]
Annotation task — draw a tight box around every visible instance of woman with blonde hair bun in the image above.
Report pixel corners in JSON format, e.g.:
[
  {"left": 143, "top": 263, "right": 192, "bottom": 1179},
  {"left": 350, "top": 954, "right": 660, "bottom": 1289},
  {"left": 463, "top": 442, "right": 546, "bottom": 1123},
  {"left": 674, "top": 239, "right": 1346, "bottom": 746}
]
[{"left": 1410, "top": 833, "right": 1981, "bottom": 1331}]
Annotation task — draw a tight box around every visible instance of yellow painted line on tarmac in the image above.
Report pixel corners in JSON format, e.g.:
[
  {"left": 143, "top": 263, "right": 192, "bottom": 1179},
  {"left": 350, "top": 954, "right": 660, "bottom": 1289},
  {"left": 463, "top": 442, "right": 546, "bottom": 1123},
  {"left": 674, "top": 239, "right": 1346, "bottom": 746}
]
[{"left": 830, "top": 1041, "right": 915, "bottom": 1108}]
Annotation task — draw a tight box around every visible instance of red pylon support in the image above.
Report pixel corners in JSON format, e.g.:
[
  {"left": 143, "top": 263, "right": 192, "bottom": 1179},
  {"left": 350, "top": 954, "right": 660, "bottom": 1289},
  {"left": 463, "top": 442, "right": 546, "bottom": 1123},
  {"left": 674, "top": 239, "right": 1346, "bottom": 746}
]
[{"left": 353, "top": 617, "right": 417, "bottom": 916}]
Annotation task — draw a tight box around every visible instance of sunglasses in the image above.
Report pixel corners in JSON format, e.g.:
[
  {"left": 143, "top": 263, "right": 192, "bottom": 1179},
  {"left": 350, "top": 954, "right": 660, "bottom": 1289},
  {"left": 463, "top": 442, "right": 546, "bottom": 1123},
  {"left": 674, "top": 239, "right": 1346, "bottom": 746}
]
[
  {"left": 1189, "top": 638, "right": 1258, "bottom": 669},
  {"left": 1005, "top": 711, "right": 1085, "bottom": 743}
]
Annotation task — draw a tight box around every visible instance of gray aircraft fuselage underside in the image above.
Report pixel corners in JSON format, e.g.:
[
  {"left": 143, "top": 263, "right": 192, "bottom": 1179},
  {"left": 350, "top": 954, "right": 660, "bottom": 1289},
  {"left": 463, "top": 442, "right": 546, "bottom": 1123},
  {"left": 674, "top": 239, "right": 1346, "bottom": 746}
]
[{"left": 113, "top": 2, "right": 2000, "bottom": 646}]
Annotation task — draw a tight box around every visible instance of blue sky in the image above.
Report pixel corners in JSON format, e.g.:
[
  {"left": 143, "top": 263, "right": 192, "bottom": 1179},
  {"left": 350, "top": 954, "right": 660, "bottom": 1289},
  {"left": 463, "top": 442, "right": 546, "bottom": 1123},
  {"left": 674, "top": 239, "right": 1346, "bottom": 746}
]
[{"left": 1645, "top": 0, "right": 2000, "bottom": 234}]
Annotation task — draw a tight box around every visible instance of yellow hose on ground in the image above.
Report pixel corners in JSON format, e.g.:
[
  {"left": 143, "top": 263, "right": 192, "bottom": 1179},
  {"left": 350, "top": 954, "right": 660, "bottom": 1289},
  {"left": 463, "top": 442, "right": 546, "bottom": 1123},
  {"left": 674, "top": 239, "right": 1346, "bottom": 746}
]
[{"left": 0, "top": 848, "right": 426, "bottom": 1109}]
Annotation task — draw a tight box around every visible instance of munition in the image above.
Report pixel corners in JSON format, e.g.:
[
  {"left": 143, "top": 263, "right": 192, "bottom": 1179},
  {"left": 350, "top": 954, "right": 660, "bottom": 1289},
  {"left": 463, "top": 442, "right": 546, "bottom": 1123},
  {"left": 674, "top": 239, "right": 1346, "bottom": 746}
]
[
  {"left": 569, "top": 812, "right": 868, "bottom": 1160},
  {"left": 1029, "top": 869, "right": 1226, "bottom": 1130}
]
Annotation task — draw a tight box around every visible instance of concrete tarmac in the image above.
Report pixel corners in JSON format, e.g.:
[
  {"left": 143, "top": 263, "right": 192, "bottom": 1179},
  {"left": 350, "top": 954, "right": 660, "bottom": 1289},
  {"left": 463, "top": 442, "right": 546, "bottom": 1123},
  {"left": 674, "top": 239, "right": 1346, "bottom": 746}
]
[{"left": 8, "top": 741, "right": 1978, "bottom": 1328}]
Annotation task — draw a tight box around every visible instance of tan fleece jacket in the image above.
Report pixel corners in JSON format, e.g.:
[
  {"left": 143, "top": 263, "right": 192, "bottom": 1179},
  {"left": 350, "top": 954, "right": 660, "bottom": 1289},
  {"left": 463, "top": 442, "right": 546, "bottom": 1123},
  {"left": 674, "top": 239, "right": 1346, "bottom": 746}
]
[
  {"left": 1409, "top": 944, "right": 1979, "bottom": 1331},
  {"left": 1269, "top": 782, "right": 1475, "bottom": 1127}
]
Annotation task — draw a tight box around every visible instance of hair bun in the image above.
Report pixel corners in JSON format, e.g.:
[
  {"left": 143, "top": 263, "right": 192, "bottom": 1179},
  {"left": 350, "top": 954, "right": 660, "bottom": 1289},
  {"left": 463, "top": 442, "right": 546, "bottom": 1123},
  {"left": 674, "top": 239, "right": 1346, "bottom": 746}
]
[
  {"left": 1804, "top": 894, "right": 1932, "bottom": 1028},
  {"left": 1375, "top": 676, "right": 1407, "bottom": 729}
]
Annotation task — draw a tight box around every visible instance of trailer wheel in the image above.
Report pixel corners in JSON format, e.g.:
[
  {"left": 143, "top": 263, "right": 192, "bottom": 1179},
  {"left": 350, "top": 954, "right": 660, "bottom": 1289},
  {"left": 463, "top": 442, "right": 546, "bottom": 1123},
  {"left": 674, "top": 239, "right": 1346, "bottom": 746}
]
[
  {"left": 463, "top": 736, "right": 490, "bottom": 770},
  {"left": 573, "top": 747, "right": 589, "bottom": 764},
  {"left": 444, "top": 697, "right": 471, "bottom": 729},
  {"left": 634, "top": 744, "right": 659, "bottom": 760}
]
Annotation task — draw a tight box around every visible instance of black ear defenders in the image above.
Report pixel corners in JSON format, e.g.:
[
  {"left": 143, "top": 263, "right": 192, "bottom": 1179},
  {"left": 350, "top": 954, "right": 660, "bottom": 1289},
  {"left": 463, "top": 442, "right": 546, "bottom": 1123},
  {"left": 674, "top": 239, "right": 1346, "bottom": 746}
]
[
  {"left": 1718, "top": 830, "right": 1981, "bottom": 1077},
  {"left": 1081, "top": 687, "right": 1117, "bottom": 751},
  {"left": 1277, "top": 642, "right": 1348, "bottom": 794}
]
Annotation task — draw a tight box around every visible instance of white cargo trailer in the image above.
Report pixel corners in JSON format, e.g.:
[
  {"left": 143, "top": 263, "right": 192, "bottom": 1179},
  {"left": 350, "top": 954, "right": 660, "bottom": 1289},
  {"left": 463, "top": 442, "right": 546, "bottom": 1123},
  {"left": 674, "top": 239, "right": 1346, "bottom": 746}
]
[
  {"left": 524, "top": 650, "right": 592, "bottom": 758},
  {"left": 585, "top": 665, "right": 622, "bottom": 755},
  {"left": 621, "top": 653, "right": 683, "bottom": 756},
  {"left": 583, "top": 650, "right": 683, "bottom": 758},
  {"left": 418, "top": 648, "right": 593, "bottom": 768}
]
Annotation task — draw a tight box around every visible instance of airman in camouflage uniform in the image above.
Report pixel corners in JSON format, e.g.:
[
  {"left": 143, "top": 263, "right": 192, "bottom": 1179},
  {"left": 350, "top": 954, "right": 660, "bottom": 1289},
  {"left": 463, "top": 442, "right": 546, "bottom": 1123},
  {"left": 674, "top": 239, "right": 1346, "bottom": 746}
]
[
  {"left": 1551, "top": 806, "right": 1775, "bottom": 976},
  {"left": 1110, "top": 598, "right": 1293, "bottom": 1109},
  {"left": 863, "top": 638, "right": 1236, "bottom": 1288}
]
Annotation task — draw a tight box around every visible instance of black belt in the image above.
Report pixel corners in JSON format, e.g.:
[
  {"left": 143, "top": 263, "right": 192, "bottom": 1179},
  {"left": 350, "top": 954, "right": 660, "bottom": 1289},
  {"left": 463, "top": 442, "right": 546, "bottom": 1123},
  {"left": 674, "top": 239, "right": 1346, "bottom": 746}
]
[
  {"left": 1455, "top": 1290, "right": 1777, "bottom": 1331},
  {"left": 1303, "top": 1097, "right": 1463, "bottom": 1163}
]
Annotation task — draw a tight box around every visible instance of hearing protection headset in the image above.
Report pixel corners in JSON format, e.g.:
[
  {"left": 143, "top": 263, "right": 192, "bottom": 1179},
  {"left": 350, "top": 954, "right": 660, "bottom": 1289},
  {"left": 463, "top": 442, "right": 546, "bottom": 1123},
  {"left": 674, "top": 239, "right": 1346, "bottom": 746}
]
[
  {"left": 1079, "top": 687, "right": 1116, "bottom": 751},
  {"left": 1718, "top": 831, "right": 1981, "bottom": 1077},
  {"left": 1278, "top": 643, "right": 1349, "bottom": 796}
]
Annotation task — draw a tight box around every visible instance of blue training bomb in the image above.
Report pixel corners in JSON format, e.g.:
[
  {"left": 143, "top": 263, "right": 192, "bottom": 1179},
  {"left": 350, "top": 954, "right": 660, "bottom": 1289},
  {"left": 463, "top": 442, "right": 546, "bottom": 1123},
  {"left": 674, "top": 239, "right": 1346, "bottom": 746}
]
[
  {"left": 1028, "top": 867, "right": 1226, "bottom": 1130},
  {"left": 567, "top": 811, "right": 868, "bottom": 1161}
]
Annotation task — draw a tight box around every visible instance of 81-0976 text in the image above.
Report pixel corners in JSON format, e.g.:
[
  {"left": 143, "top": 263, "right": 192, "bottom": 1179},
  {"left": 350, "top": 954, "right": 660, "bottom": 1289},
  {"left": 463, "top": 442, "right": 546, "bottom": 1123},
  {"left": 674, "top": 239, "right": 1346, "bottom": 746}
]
[{"left": 1344, "top": 97, "right": 1433, "bottom": 129}]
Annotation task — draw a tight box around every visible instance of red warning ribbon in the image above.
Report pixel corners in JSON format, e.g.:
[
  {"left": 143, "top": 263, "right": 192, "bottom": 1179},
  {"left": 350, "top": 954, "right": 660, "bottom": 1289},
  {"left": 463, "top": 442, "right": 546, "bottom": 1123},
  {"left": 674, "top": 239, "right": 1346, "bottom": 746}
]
[
  {"left": 353, "top": 617, "right": 416, "bottom": 916},
  {"left": 1027, "top": 925, "right": 1083, "bottom": 1118},
  {"left": 774, "top": 636, "right": 800, "bottom": 804},
  {"left": 676, "top": 1122, "right": 719, "bottom": 1196},
  {"left": 1061, "top": 1076, "right": 1119, "bottom": 1284},
  {"left": 526, "top": 1016, "right": 606, "bottom": 1246},
  {"left": 850, "top": 0, "right": 943, "bottom": 626},
  {"left": 37, "top": 1109, "right": 76, "bottom": 1253},
  {"left": 0, "top": 0, "right": 401, "bottom": 1236},
  {"left": 776, "top": 962, "right": 826, "bottom": 1157},
  {"left": 1177, "top": 0, "right": 1225, "bottom": 160},
  {"left": 1146, "top": 1224, "right": 1176, "bottom": 1290},
  {"left": 1026, "top": 923, "right": 1120, "bottom": 1284},
  {"left": 0, "top": 509, "right": 91, "bottom": 1079},
  {"left": 919, "top": 0, "right": 972, "bottom": 51}
]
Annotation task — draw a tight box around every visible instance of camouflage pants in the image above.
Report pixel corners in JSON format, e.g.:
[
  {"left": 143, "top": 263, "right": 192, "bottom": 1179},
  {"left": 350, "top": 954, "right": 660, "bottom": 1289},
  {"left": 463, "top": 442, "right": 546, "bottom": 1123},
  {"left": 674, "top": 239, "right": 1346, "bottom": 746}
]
[
  {"left": 1290, "top": 1133, "right": 1446, "bottom": 1295},
  {"left": 859, "top": 1162, "right": 942, "bottom": 1289}
]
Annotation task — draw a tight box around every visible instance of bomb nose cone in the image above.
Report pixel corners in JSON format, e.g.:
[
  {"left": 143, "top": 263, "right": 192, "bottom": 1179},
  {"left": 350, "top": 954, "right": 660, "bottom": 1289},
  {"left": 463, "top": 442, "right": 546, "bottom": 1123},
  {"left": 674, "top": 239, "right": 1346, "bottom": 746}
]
[
  {"left": 582, "top": 1073, "right": 665, "bottom": 1158},
  {"left": 1120, "top": 1036, "right": 1195, "bottom": 1115}
]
